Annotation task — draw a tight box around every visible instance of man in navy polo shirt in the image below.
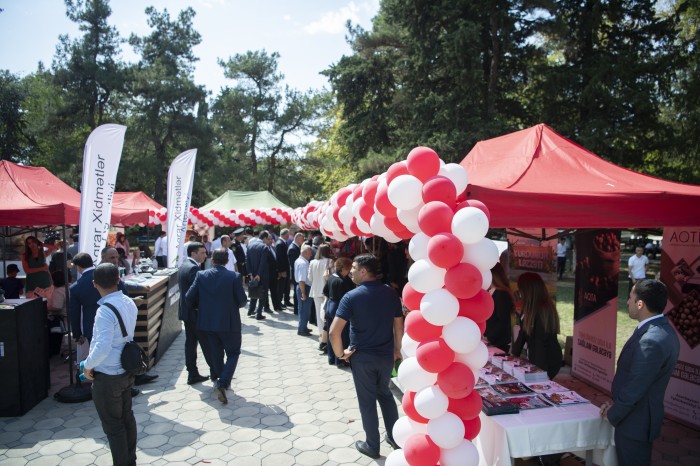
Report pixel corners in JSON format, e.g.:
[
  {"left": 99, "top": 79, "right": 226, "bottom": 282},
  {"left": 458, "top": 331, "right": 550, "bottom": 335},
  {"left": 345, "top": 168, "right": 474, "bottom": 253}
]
[{"left": 329, "top": 254, "right": 404, "bottom": 458}]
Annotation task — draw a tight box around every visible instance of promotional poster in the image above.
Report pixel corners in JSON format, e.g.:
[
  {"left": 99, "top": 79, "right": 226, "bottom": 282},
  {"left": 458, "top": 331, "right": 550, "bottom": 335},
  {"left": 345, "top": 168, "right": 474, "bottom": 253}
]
[
  {"left": 507, "top": 228, "right": 558, "bottom": 299},
  {"left": 661, "top": 227, "right": 700, "bottom": 429},
  {"left": 572, "top": 229, "right": 619, "bottom": 392}
]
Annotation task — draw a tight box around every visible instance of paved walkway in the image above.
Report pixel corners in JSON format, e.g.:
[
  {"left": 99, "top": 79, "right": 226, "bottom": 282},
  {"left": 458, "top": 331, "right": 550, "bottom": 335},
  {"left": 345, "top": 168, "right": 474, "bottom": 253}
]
[
  {"left": 1, "top": 305, "right": 699, "bottom": 465},
  {"left": 0, "top": 309, "right": 397, "bottom": 466}
]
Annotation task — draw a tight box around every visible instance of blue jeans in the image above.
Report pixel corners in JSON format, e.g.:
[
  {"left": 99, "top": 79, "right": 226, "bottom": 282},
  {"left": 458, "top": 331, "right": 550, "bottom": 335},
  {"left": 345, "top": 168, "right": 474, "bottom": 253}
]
[
  {"left": 350, "top": 352, "right": 399, "bottom": 452},
  {"left": 205, "top": 331, "right": 241, "bottom": 389},
  {"left": 296, "top": 285, "right": 312, "bottom": 332}
]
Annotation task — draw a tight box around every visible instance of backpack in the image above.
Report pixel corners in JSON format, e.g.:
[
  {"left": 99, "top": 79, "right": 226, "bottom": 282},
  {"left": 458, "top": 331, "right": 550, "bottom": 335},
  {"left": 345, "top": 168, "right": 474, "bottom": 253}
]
[{"left": 103, "top": 302, "right": 148, "bottom": 376}]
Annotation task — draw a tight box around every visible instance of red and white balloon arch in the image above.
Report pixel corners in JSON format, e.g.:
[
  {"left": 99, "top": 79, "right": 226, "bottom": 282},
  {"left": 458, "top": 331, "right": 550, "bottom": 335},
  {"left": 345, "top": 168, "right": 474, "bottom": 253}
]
[
  {"left": 295, "top": 147, "right": 495, "bottom": 466},
  {"left": 147, "top": 206, "right": 294, "bottom": 228}
]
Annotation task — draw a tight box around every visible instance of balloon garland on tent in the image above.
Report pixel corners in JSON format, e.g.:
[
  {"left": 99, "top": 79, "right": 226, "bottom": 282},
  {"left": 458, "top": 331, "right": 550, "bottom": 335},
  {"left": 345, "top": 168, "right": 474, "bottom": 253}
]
[{"left": 294, "top": 147, "right": 495, "bottom": 466}]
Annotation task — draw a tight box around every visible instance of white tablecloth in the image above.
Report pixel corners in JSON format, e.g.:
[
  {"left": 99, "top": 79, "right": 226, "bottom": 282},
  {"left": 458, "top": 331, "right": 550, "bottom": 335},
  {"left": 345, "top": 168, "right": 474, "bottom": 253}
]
[{"left": 475, "top": 402, "right": 617, "bottom": 466}]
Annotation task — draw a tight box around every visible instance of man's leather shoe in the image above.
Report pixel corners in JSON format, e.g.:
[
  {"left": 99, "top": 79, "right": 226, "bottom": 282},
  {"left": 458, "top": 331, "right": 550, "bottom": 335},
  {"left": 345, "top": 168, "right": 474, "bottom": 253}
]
[
  {"left": 214, "top": 383, "right": 227, "bottom": 404},
  {"left": 256, "top": 314, "right": 266, "bottom": 320},
  {"left": 130, "top": 388, "right": 140, "bottom": 397},
  {"left": 297, "top": 329, "right": 311, "bottom": 335},
  {"left": 318, "top": 342, "right": 327, "bottom": 351},
  {"left": 187, "top": 374, "right": 209, "bottom": 385},
  {"left": 385, "top": 434, "right": 400, "bottom": 450},
  {"left": 264, "top": 308, "right": 274, "bottom": 314},
  {"left": 355, "top": 441, "right": 379, "bottom": 459},
  {"left": 134, "top": 373, "right": 158, "bottom": 385}
]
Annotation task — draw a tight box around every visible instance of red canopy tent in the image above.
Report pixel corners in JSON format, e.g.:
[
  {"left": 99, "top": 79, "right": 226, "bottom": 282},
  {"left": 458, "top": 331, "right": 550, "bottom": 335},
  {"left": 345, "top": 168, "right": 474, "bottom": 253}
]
[
  {"left": 111, "top": 191, "right": 164, "bottom": 226},
  {"left": 461, "top": 124, "right": 700, "bottom": 228},
  {"left": 0, "top": 160, "right": 145, "bottom": 227}
]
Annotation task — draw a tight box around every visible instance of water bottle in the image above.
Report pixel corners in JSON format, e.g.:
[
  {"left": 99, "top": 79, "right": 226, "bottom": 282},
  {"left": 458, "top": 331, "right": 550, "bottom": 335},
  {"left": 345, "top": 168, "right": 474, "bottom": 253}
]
[{"left": 78, "top": 360, "right": 88, "bottom": 382}]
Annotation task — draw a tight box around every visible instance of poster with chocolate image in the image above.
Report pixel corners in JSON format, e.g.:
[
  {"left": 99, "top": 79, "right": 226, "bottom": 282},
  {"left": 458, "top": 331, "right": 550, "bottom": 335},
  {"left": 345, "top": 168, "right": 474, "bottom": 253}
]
[
  {"left": 574, "top": 229, "right": 621, "bottom": 320},
  {"left": 661, "top": 228, "right": 700, "bottom": 429}
]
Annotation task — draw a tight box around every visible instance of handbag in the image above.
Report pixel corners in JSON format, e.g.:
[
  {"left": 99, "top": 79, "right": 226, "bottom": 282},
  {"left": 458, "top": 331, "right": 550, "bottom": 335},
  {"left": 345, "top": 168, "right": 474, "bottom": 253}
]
[
  {"left": 103, "top": 302, "right": 148, "bottom": 376},
  {"left": 247, "top": 276, "right": 261, "bottom": 299}
]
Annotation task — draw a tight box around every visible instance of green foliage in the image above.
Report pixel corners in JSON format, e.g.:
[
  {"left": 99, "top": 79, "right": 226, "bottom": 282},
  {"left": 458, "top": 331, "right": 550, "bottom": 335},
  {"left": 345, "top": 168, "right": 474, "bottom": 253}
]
[{"left": 0, "top": 71, "right": 33, "bottom": 162}]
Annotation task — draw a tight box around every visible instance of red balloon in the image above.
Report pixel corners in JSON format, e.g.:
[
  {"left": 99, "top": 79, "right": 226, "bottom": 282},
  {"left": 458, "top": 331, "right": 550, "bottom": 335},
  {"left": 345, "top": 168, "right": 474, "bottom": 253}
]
[
  {"left": 336, "top": 188, "right": 351, "bottom": 208},
  {"left": 363, "top": 179, "right": 379, "bottom": 204},
  {"left": 386, "top": 161, "right": 410, "bottom": 184},
  {"left": 395, "top": 228, "right": 415, "bottom": 240},
  {"left": 456, "top": 199, "right": 491, "bottom": 222},
  {"left": 477, "top": 320, "right": 487, "bottom": 334},
  {"left": 404, "top": 434, "right": 440, "bottom": 466},
  {"left": 444, "top": 263, "right": 482, "bottom": 299},
  {"left": 358, "top": 199, "right": 374, "bottom": 223},
  {"left": 457, "top": 290, "right": 495, "bottom": 322},
  {"left": 405, "top": 310, "right": 442, "bottom": 341},
  {"left": 437, "top": 362, "right": 475, "bottom": 399},
  {"left": 427, "top": 233, "right": 464, "bottom": 269},
  {"left": 463, "top": 416, "right": 481, "bottom": 440},
  {"left": 422, "top": 175, "right": 457, "bottom": 205},
  {"left": 449, "top": 390, "right": 483, "bottom": 420},
  {"left": 352, "top": 183, "right": 364, "bottom": 201},
  {"left": 402, "top": 391, "right": 429, "bottom": 424},
  {"left": 417, "top": 201, "right": 454, "bottom": 237},
  {"left": 402, "top": 284, "right": 425, "bottom": 311},
  {"left": 375, "top": 182, "right": 397, "bottom": 218},
  {"left": 384, "top": 215, "right": 405, "bottom": 233},
  {"left": 407, "top": 146, "right": 441, "bottom": 182},
  {"left": 417, "top": 338, "right": 455, "bottom": 373},
  {"left": 349, "top": 218, "right": 362, "bottom": 237}
]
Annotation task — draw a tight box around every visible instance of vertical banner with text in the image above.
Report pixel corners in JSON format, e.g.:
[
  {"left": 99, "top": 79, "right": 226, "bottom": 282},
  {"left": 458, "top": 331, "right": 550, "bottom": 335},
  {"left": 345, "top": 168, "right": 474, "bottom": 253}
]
[
  {"left": 166, "top": 149, "right": 197, "bottom": 268},
  {"left": 572, "top": 229, "right": 620, "bottom": 392},
  {"left": 660, "top": 227, "right": 700, "bottom": 429},
  {"left": 78, "top": 124, "right": 127, "bottom": 264}
]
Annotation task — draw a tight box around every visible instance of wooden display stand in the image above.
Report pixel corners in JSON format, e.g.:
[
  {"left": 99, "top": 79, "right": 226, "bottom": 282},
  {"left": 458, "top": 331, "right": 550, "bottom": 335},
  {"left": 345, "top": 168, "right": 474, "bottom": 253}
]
[
  {"left": 125, "top": 270, "right": 181, "bottom": 368},
  {"left": 0, "top": 298, "right": 49, "bottom": 417}
]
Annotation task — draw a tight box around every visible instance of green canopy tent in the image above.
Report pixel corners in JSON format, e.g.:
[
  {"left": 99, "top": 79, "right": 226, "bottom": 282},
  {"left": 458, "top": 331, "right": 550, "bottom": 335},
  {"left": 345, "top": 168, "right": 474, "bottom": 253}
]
[{"left": 199, "top": 191, "right": 292, "bottom": 211}]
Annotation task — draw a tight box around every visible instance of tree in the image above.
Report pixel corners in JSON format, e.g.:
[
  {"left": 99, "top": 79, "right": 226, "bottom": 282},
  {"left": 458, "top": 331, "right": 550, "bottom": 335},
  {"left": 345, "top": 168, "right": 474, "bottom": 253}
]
[
  {"left": 0, "top": 71, "right": 34, "bottom": 162},
  {"left": 213, "top": 50, "right": 319, "bottom": 195},
  {"left": 125, "top": 6, "right": 208, "bottom": 203}
]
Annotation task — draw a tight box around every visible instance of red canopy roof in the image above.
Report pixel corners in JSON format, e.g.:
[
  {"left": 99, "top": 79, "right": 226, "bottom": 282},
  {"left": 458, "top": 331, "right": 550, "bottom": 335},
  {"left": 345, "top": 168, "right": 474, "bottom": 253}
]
[
  {"left": 111, "top": 192, "right": 164, "bottom": 226},
  {"left": 461, "top": 124, "right": 700, "bottom": 228},
  {"left": 0, "top": 160, "right": 82, "bottom": 226}
]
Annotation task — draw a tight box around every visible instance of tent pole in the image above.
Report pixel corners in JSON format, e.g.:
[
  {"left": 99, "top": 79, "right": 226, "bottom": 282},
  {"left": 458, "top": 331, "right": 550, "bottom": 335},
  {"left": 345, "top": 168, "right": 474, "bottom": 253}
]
[
  {"left": 61, "top": 224, "right": 74, "bottom": 385},
  {"left": 2, "top": 227, "right": 6, "bottom": 279}
]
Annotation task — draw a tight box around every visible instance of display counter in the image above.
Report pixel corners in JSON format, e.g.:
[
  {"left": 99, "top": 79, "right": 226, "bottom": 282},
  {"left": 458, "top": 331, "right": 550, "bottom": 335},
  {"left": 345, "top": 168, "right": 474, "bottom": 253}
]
[{"left": 123, "top": 269, "right": 180, "bottom": 368}]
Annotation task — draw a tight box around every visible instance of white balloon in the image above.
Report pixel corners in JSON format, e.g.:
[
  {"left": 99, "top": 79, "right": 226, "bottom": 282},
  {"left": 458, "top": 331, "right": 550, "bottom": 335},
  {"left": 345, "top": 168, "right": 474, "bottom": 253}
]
[
  {"left": 420, "top": 289, "right": 459, "bottom": 326},
  {"left": 454, "top": 341, "right": 489, "bottom": 372},
  {"left": 452, "top": 207, "right": 489, "bottom": 245},
  {"left": 463, "top": 238, "right": 500, "bottom": 271},
  {"left": 352, "top": 199, "right": 363, "bottom": 218},
  {"left": 408, "top": 259, "right": 446, "bottom": 293},
  {"left": 443, "top": 317, "right": 481, "bottom": 354},
  {"left": 385, "top": 450, "right": 410, "bottom": 466},
  {"left": 408, "top": 232, "right": 430, "bottom": 261},
  {"left": 439, "top": 163, "right": 469, "bottom": 195},
  {"left": 402, "top": 333, "right": 420, "bottom": 358},
  {"left": 440, "top": 439, "right": 480, "bottom": 466},
  {"left": 427, "top": 412, "right": 465, "bottom": 449},
  {"left": 397, "top": 202, "right": 424, "bottom": 234},
  {"left": 481, "top": 268, "right": 493, "bottom": 290},
  {"left": 356, "top": 217, "right": 372, "bottom": 235},
  {"left": 414, "top": 385, "right": 449, "bottom": 420},
  {"left": 338, "top": 205, "right": 352, "bottom": 227},
  {"left": 397, "top": 357, "right": 438, "bottom": 392},
  {"left": 388, "top": 174, "right": 424, "bottom": 210},
  {"left": 384, "top": 231, "right": 402, "bottom": 243},
  {"left": 393, "top": 417, "right": 427, "bottom": 448},
  {"left": 370, "top": 213, "right": 391, "bottom": 237}
]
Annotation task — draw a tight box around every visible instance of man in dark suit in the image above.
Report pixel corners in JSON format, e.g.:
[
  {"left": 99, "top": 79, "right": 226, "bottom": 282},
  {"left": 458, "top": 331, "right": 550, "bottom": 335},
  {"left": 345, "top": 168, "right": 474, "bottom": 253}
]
[
  {"left": 287, "top": 233, "right": 304, "bottom": 315},
  {"left": 246, "top": 231, "right": 274, "bottom": 319},
  {"left": 272, "top": 229, "right": 290, "bottom": 311},
  {"left": 185, "top": 248, "right": 247, "bottom": 404},
  {"left": 178, "top": 242, "right": 211, "bottom": 385},
  {"left": 601, "top": 279, "right": 680, "bottom": 466}
]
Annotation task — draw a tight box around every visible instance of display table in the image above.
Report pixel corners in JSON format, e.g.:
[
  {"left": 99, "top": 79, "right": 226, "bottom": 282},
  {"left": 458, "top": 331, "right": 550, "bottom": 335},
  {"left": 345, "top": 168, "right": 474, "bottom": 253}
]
[
  {"left": 123, "top": 269, "right": 180, "bottom": 368},
  {"left": 476, "top": 402, "right": 617, "bottom": 466}
]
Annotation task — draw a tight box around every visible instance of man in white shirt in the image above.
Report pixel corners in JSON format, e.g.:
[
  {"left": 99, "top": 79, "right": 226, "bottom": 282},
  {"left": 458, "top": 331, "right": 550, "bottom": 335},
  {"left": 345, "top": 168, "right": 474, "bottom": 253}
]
[
  {"left": 294, "top": 245, "right": 313, "bottom": 336},
  {"left": 556, "top": 237, "right": 567, "bottom": 280},
  {"left": 154, "top": 231, "right": 167, "bottom": 268},
  {"left": 628, "top": 246, "right": 648, "bottom": 296},
  {"left": 220, "top": 235, "right": 238, "bottom": 272}
]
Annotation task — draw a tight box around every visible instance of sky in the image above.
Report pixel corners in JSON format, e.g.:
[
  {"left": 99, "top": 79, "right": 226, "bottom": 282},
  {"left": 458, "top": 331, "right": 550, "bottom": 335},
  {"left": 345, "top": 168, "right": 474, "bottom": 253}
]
[{"left": 0, "top": 0, "right": 380, "bottom": 94}]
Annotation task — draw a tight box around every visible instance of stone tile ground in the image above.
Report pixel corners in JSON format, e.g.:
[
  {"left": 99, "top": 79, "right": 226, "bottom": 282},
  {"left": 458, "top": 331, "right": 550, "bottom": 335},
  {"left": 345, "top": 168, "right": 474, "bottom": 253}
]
[{"left": 1, "top": 307, "right": 698, "bottom": 465}]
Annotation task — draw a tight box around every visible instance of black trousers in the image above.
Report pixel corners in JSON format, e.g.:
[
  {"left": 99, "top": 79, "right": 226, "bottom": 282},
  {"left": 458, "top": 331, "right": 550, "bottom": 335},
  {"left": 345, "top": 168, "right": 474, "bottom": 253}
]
[
  {"left": 270, "top": 276, "right": 283, "bottom": 310},
  {"left": 615, "top": 430, "right": 653, "bottom": 466},
  {"left": 184, "top": 317, "right": 214, "bottom": 378},
  {"left": 249, "top": 287, "right": 269, "bottom": 315},
  {"left": 283, "top": 274, "right": 292, "bottom": 304},
  {"left": 556, "top": 256, "right": 566, "bottom": 278},
  {"left": 92, "top": 372, "right": 137, "bottom": 466},
  {"left": 156, "top": 256, "right": 166, "bottom": 268}
]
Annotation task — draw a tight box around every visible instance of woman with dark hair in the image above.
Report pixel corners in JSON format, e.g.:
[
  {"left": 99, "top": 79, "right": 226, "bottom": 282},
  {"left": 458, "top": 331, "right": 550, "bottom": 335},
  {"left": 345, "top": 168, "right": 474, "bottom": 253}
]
[
  {"left": 115, "top": 232, "right": 130, "bottom": 257},
  {"left": 323, "top": 257, "right": 354, "bottom": 366},
  {"left": 22, "top": 236, "right": 52, "bottom": 296},
  {"left": 511, "top": 272, "right": 563, "bottom": 379},
  {"left": 485, "top": 263, "right": 514, "bottom": 353}
]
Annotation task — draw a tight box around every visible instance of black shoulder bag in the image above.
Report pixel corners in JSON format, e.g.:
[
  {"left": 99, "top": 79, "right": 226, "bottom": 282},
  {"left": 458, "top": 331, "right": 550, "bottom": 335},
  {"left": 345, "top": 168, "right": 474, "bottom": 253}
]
[{"left": 103, "top": 302, "right": 148, "bottom": 376}]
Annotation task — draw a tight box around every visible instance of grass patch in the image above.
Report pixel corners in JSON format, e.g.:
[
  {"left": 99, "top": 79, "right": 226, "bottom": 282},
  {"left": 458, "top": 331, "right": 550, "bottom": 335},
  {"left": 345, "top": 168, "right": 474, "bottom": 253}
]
[{"left": 556, "top": 278, "right": 637, "bottom": 363}]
